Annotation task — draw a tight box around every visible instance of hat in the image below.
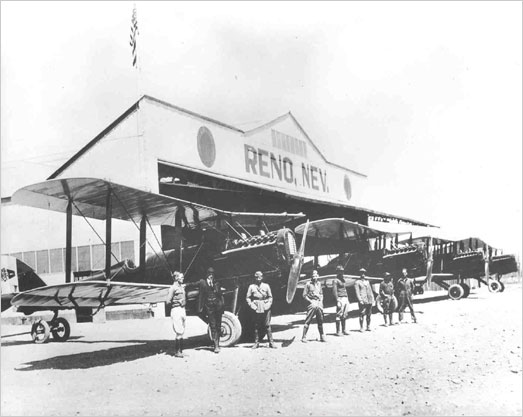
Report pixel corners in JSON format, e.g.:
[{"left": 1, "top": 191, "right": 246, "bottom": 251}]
[
  {"left": 207, "top": 267, "right": 215, "bottom": 274},
  {"left": 336, "top": 265, "right": 344, "bottom": 272},
  {"left": 384, "top": 272, "right": 391, "bottom": 276},
  {"left": 255, "top": 271, "right": 263, "bottom": 277},
  {"left": 359, "top": 267, "right": 366, "bottom": 273}
]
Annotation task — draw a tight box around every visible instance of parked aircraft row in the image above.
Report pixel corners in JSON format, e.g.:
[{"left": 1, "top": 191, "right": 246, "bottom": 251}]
[{"left": 1, "top": 177, "right": 519, "bottom": 345}]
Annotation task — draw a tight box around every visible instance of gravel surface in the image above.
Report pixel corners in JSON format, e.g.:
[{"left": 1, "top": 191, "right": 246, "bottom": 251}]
[{"left": 1, "top": 283, "right": 521, "bottom": 416}]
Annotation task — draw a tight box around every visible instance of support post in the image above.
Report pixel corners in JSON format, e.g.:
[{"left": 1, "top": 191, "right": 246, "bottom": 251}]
[
  {"left": 65, "top": 199, "right": 72, "bottom": 283},
  {"left": 140, "top": 215, "right": 147, "bottom": 276},
  {"left": 105, "top": 190, "right": 112, "bottom": 281}
]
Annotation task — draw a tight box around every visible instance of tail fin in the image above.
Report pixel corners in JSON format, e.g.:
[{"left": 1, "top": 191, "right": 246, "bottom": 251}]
[{"left": 1, "top": 255, "right": 46, "bottom": 311}]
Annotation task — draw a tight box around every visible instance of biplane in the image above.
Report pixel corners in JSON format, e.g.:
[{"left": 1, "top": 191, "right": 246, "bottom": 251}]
[{"left": 7, "top": 177, "right": 429, "bottom": 345}]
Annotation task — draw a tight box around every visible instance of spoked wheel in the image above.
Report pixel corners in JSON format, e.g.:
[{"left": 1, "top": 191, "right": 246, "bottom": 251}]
[
  {"left": 50, "top": 317, "right": 71, "bottom": 342},
  {"left": 207, "top": 311, "right": 242, "bottom": 347},
  {"left": 459, "top": 283, "right": 471, "bottom": 298},
  {"left": 448, "top": 284, "right": 464, "bottom": 300},
  {"left": 31, "top": 319, "right": 51, "bottom": 344},
  {"left": 488, "top": 280, "right": 501, "bottom": 293}
]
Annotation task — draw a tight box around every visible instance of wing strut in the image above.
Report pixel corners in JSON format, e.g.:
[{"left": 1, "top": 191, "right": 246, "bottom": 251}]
[{"left": 105, "top": 189, "right": 112, "bottom": 282}]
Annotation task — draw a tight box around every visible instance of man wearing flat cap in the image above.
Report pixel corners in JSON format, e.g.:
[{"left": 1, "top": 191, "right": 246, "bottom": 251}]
[
  {"left": 332, "top": 265, "right": 349, "bottom": 336},
  {"left": 198, "top": 267, "right": 224, "bottom": 353},
  {"left": 379, "top": 272, "right": 395, "bottom": 326},
  {"left": 354, "top": 267, "right": 375, "bottom": 332},
  {"left": 246, "top": 271, "right": 276, "bottom": 349}
]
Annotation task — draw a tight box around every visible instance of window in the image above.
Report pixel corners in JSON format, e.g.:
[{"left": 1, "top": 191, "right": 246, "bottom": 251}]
[
  {"left": 36, "top": 250, "right": 50, "bottom": 274},
  {"left": 77, "top": 246, "right": 91, "bottom": 271},
  {"left": 120, "top": 241, "right": 135, "bottom": 262},
  {"left": 91, "top": 244, "right": 105, "bottom": 270},
  {"left": 22, "top": 252, "right": 36, "bottom": 270},
  {"left": 50, "top": 248, "right": 64, "bottom": 273}
]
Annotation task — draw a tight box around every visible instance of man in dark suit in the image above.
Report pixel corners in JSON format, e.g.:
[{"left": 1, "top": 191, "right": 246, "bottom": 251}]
[{"left": 198, "top": 267, "right": 224, "bottom": 353}]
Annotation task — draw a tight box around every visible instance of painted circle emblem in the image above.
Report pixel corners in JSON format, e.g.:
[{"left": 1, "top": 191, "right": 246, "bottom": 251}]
[
  {"left": 343, "top": 175, "right": 352, "bottom": 200},
  {"left": 197, "top": 126, "right": 216, "bottom": 168}
]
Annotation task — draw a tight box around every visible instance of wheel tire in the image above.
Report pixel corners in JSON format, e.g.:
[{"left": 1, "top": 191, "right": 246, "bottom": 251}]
[
  {"left": 499, "top": 282, "right": 505, "bottom": 292},
  {"left": 460, "top": 283, "right": 471, "bottom": 298},
  {"left": 207, "top": 311, "right": 242, "bottom": 347},
  {"left": 375, "top": 295, "right": 384, "bottom": 314},
  {"left": 448, "top": 284, "right": 464, "bottom": 300},
  {"left": 51, "top": 317, "right": 71, "bottom": 342},
  {"left": 391, "top": 295, "right": 398, "bottom": 311},
  {"left": 31, "top": 319, "right": 50, "bottom": 344},
  {"left": 488, "top": 280, "right": 501, "bottom": 293}
]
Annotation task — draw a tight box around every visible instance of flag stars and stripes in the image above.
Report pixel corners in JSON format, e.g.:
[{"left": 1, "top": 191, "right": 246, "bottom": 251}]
[{"left": 130, "top": 6, "right": 139, "bottom": 67}]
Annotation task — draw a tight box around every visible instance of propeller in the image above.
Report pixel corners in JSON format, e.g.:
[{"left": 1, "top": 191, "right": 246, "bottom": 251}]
[
  {"left": 425, "top": 236, "right": 434, "bottom": 285},
  {"left": 286, "top": 220, "right": 309, "bottom": 303}
]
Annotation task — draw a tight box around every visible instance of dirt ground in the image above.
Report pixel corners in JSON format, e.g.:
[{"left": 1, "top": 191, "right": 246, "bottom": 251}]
[{"left": 1, "top": 282, "right": 522, "bottom": 416}]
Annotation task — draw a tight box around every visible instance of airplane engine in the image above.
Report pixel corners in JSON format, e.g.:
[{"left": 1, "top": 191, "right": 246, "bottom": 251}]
[
  {"left": 381, "top": 245, "right": 425, "bottom": 276},
  {"left": 451, "top": 250, "right": 485, "bottom": 276}
]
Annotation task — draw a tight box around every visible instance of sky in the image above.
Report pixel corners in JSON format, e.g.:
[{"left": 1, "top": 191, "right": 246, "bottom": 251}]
[{"left": 1, "top": 1, "right": 521, "bottom": 256}]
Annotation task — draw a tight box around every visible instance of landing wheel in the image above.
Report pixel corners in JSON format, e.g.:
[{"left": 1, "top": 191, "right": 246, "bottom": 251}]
[
  {"left": 459, "top": 283, "right": 471, "bottom": 298},
  {"left": 375, "top": 295, "right": 397, "bottom": 314},
  {"left": 31, "top": 319, "right": 50, "bottom": 344},
  {"left": 499, "top": 282, "right": 505, "bottom": 292},
  {"left": 448, "top": 284, "right": 464, "bottom": 300},
  {"left": 50, "top": 317, "right": 71, "bottom": 342},
  {"left": 207, "top": 311, "right": 242, "bottom": 347},
  {"left": 488, "top": 280, "right": 501, "bottom": 293}
]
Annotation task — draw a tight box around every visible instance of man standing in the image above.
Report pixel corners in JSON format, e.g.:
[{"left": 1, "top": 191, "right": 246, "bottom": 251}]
[
  {"left": 397, "top": 268, "right": 417, "bottom": 324},
  {"left": 198, "top": 267, "right": 224, "bottom": 353},
  {"left": 332, "top": 265, "right": 349, "bottom": 336},
  {"left": 246, "top": 271, "right": 276, "bottom": 349},
  {"left": 302, "top": 270, "right": 326, "bottom": 343},
  {"left": 167, "top": 271, "right": 187, "bottom": 358},
  {"left": 379, "top": 272, "right": 395, "bottom": 326},
  {"left": 354, "top": 268, "right": 375, "bottom": 332}
]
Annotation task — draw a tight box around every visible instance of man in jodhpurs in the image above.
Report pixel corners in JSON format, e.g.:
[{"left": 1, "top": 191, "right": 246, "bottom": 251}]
[
  {"left": 302, "top": 270, "right": 327, "bottom": 343},
  {"left": 379, "top": 272, "right": 395, "bottom": 326},
  {"left": 397, "top": 268, "right": 417, "bottom": 324},
  {"left": 355, "top": 268, "right": 375, "bottom": 332},
  {"left": 246, "top": 271, "right": 276, "bottom": 349},
  {"left": 333, "top": 265, "right": 349, "bottom": 336},
  {"left": 198, "top": 267, "right": 224, "bottom": 353}
]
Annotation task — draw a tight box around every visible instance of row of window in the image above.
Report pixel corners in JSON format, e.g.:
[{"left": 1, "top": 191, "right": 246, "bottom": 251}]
[
  {"left": 271, "top": 129, "right": 308, "bottom": 158},
  {"left": 6, "top": 241, "right": 135, "bottom": 275}
]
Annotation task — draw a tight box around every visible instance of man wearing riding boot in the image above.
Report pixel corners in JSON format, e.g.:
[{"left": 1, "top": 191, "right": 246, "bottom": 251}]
[
  {"left": 198, "top": 267, "right": 224, "bottom": 353},
  {"left": 379, "top": 272, "right": 395, "bottom": 326},
  {"left": 167, "top": 271, "right": 187, "bottom": 358},
  {"left": 302, "top": 269, "right": 326, "bottom": 343},
  {"left": 397, "top": 268, "right": 417, "bottom": 324},
  {"left": 332, "top": 265, "right": 349, "bottom": 336},
  {"left": 354, "top": 268, "right": 374, "bottom": 332},
  {"left": 246, "top": 271, "right": 276, "bottom": 349}
]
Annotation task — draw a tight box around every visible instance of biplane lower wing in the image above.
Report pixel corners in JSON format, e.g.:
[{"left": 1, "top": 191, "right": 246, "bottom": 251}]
[{"left": 11, "top": 281, "right": 171, "bottom": 311}]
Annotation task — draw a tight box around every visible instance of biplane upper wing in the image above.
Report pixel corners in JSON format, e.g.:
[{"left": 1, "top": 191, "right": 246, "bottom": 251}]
[
  {"left": 294, "top": 218, "right": 403, "bottom": 257},
  {"left": 10, "top": 281, "right": 172, "bottom": 311},
  {"left": 11, "top": 177, "right": 304, "bottom": 228}
]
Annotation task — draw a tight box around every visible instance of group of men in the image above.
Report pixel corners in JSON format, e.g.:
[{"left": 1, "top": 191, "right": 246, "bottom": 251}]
[{"left": 166, "top": 265, "right": 418, "bottom": 357}]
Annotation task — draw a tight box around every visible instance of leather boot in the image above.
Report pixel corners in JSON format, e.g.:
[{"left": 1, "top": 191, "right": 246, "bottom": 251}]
[
  {"left": 411, "top": 313, "right": 417, "bottom": 323},
  {"left": 399, "top": 312, "right": 404, "bottom": 323},
  {"left": 342, "top": 319, "right": 349, "bottom": 335},
  {"left": 335, "top": 320, "right": 341, "bottom": 336},
  {"left": 318, "top": 323, "right": 326, "bottom": 342},
  {"left": 179, "top": 339, "right": 184, "bottom": 357},
  {"left": 251, "top": 329, "right": 259, "bottom": 349},
  {"left": 174, "top": 339, "right": 183, "bottom": 358},
  {"left": 383, "top": 314, "right": 388, "bottom": 326},
  {"left": 214, "top": 336, "right": 220, "bottom": 353},
  {"left": 267, "top": 327, "right": 277, "bottom": 349},
  {"left": 389, "top": 313, "right": 394, "bottom": 325},
  {"left": 301, "top": 325, "right": 309, "bottom": 343}
]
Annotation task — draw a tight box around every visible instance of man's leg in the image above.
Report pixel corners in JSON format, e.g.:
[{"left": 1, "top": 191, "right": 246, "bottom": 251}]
[
  {"left": 398, "top": 294, "right": 406, "bottom": 323},
  {"left": 302, "top": 307, "right": 314, "bottom": 342},
  {"left": 317, "top": 309, "right": 326, "bottom": 342},
  {"left": 365, "top": 305, "right": 372, "bottom": 331},
  {"left": 358, "top": 303, "right": 365, "bottom": 332},
  {"left": 252, "top": 314, "right": 260, "bottom": 349},
  {"left": 408, "top": 297, "right": 417, "bottom": 323},
  {"left": 265, "top": 311, "right": 277, "bottom": 349}
]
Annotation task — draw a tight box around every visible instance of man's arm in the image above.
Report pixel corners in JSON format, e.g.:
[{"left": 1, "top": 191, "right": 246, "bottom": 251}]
[
  {"left": 354, "top": 281, "right": 363, "bottom": 304},
  {"left": 332, "top": 280, "right": 339, "bottom": 303},
  {"left": 197, "top": 280, "right": 204, "bottom": 313},
  {"left": 266, "top": 284, "right": 273, "bottom": 310},
  {"left": 246, "top": 285, "right": 254, "bottom": 309}
]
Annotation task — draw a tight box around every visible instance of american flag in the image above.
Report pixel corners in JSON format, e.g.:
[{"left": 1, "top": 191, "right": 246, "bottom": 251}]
[{"left": 129, "top": 6, "right": 139, "bottom": 67}]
